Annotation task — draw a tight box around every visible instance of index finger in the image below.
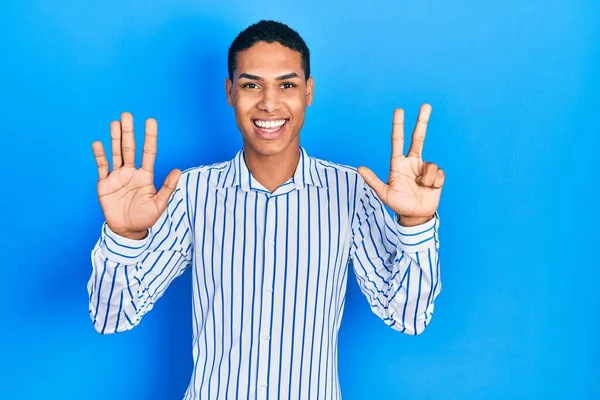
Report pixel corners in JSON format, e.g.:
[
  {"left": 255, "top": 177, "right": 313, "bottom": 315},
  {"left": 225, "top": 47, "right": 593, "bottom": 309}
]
[
  {"left": 407, "top": 104, "right": 432, "bottom": 158},
  {"left": 92, "top": 141, "right": 109, "bottom": 180},
  {"left": 391, "top": 108, "right": 405, "bottom": 158},
  {"left": 141, "top": 118, "right": 158, "bottom": 173}
]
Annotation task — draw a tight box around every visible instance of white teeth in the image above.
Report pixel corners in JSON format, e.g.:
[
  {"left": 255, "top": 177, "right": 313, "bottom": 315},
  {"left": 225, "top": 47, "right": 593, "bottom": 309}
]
[{"left": 254, "top": 119, "right": 286, "bottom": 129}]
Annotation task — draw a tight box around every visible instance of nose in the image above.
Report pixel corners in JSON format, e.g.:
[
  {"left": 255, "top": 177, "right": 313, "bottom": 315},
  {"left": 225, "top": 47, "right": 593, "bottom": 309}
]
[{"left": 257, "top": 86, "right": 279, "bottom": 112}]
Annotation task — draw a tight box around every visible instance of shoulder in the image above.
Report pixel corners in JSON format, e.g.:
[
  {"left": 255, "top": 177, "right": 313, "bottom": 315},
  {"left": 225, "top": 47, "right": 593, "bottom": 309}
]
[
  {"left": 180, "top": 160, "right": 229, "bottom": 179},
  {"left": 176, "top": 159, "right": 233, "bottom": 194},
  {"left": 310, "top": 155, "right": 366, "bottom": 186},
  {"left": 311, "top": 155, "right": 358, "bottom": 175}
]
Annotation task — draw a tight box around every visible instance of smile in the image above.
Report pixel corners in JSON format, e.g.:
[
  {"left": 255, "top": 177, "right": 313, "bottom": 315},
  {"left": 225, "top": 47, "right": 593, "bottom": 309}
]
[
  {"left": 253, "top": 119, "right": 288, "bottom": 133},
  {"left": 252, "top": 119, "right": 289, "bottom": 139}
]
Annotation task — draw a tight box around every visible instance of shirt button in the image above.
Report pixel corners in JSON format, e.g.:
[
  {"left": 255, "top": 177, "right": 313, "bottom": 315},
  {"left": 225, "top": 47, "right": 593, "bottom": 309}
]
[
  {"left": 265, "top": 288, "right": 273, "bottom": 293},
  {"left": 261, "top": 383, "right": 268, "bottom": 388},
  {"left": 269, "top": 240, "right": 275, "bottom": 246},
  {"left": 263, "top": 334, "right": 270, "bottom": 340}
]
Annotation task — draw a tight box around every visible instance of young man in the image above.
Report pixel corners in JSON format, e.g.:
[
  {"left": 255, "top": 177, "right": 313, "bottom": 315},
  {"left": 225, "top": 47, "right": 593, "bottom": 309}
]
[{"left": 89, "top": 20, "right": 444, "bottom": 400}]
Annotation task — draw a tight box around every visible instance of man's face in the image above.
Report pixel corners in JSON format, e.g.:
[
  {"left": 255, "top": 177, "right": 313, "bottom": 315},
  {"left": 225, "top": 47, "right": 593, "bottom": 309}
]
[{"left": 226, "top": 41, "right": 314, "bottom": 158}]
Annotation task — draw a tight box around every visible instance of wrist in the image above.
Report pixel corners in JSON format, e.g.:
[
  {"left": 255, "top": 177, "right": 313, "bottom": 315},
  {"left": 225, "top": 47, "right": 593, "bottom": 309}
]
[
  {"left": 123, "top": 230, "right": 149, "bottom": 240},
  {"left": 111, "top": 228, "right": 149, "bottom": 241},
  {"left": 398, "top": 215, "right": 434, "bottom": 227}
]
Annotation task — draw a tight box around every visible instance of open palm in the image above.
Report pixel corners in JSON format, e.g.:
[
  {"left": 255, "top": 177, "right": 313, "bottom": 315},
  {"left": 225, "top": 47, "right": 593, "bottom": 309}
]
[
  {"left": 358, "top": 104, "right": 445, "bottom": 224},
  {"left": 92, "top": 113, "right": 181, "bottom": 239}
]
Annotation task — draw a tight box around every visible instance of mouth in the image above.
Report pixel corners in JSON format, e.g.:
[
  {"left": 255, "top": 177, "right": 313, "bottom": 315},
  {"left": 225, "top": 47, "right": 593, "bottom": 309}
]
[{"left": 252, "top": 118, "right": 289, "bottom": 138}]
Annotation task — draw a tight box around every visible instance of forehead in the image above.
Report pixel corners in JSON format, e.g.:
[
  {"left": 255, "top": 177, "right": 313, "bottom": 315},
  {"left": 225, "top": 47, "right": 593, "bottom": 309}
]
[{"left": 235, "top": 41, "right": 304, "bottom": 78}]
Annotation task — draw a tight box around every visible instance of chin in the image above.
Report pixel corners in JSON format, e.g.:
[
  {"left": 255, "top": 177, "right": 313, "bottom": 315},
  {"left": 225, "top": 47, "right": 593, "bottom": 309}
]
[
  {"left": 240, "top": 123, "right": 298, "bottom": 157},
  {"left": 244, "top": 134, "right": 298, "bottom": 158},
  {"left": 247, "top": 140, "right": 291, "bottom": 157}
]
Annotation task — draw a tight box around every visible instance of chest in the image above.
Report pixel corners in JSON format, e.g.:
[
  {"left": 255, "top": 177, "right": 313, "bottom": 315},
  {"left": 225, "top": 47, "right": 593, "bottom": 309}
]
[{"left": 191, "top": 187, "right": 353, "bottom": 300}]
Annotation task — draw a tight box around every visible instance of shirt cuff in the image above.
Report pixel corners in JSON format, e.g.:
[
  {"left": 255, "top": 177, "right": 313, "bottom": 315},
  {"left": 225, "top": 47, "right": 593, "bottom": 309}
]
[
  {"left": 99, "top": 222, "right": 152, "bottom": 265},
  {"left": 394, "top": 212, "right": 440, "bottom": 252}
]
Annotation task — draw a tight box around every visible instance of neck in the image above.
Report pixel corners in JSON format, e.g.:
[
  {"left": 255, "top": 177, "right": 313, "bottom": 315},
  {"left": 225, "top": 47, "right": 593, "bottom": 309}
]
[{"left": 243, "top": 143, "right": 300, "bottom": 193}]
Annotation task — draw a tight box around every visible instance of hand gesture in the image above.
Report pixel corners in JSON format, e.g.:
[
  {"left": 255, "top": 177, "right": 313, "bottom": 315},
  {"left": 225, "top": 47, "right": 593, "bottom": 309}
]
[
  {"left": 91, "top": 112, "right": 181, "bottom": 239},
  {"left": 358, "top": 104, "right": 445, "bottom": 226}
]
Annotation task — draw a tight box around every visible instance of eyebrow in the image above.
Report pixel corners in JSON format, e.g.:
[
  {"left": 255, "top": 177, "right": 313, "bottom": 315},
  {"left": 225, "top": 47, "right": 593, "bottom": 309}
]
[{"left": 237, "top": 72, "right": 300, "bottom": 81}]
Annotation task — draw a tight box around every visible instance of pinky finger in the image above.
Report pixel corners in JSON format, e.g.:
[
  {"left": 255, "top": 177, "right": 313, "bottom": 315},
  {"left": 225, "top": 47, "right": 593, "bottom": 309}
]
[
  {"left": 432, "top": 169, "right": 445, "bottom": 189},
  {"left": 92, "top": 141, "right": 109, "bottom": 180}
]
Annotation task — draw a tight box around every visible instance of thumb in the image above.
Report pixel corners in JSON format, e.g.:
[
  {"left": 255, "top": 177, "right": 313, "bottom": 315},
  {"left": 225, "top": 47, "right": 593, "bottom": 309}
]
[
  {"left": 357, "top": 166, "right": 389, "bottom": 202},
  {"left": 154, "top": 168, "right": 182, "bottom": 212}
]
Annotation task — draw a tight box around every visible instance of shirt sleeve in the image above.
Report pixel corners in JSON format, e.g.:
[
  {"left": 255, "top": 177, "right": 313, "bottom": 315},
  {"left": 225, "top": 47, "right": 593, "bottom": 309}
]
[
  {"left": 349, "top": 178, "right": 441, "bottom": 335},
  {"left": 87, "top": 180, "right": 194, "bottom": 334}
]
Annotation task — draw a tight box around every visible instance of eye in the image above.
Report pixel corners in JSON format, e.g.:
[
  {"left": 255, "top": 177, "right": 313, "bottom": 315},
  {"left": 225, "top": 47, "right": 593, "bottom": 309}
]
[
  {"left": 281, "top": 82, "right": 297, "bottom": 89},
  {"left": 242, "top": 82, "right": 258, "bottom": 89}
]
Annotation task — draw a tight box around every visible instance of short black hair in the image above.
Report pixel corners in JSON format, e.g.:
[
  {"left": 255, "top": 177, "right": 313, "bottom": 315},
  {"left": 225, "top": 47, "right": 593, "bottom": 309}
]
[{"left": 227, "top": 20, "right": 311, "bottom": 81}]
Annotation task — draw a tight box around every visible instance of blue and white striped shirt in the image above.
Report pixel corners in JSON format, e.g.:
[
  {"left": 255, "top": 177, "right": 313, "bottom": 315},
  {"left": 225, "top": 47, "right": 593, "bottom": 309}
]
[{"left": 88, "top": 146, "right": 441, "bottom": 400}]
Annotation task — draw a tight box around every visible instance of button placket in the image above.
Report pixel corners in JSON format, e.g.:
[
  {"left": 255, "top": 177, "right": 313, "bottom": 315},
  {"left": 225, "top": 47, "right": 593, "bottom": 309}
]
[{"left": 257, "top": 195, "right": 277, "bottom": 398}]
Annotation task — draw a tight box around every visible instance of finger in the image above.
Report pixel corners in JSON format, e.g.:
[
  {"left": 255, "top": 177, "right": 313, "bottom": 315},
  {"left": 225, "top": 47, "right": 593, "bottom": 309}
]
[
  {"left": 391, "top": 108, "right": 405, "bottom": 159},
  {"left": 141, "top": 118, "right": 158, "bottom": 173},
  {"left": 120, "top": 112, "right": 136, "bottom": 167},
  {"left": 408, "top": 103, "right": 432, "bottom": 158},
  {"left": 417, "top": 163, "right": 439, "bottom": 187},
  {"left": 432, "top": 169, "right": 445, "bottom": 189},
  {"left": 357, "top": 166, "right": 390, "bottom": 203},
  {"left": 110, "top": 120, "right": 122, "bottom": 170},
  {"left": 154, "top": 168, "right": 182, "bottom": 212},
  {"left": 92, "top": 141, "right": 109, "bottom": 180}
]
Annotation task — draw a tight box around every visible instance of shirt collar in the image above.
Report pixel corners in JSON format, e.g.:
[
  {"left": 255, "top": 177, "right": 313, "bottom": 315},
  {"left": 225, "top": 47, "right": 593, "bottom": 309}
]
[{"left": 219, "top": 146, "right": 327, "bottom": 192}]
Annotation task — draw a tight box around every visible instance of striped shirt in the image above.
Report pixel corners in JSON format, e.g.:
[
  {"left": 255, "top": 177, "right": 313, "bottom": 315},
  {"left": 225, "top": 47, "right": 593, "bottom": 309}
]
[{"left": 87, "top": 146, "right": 441, "bottom": 400}]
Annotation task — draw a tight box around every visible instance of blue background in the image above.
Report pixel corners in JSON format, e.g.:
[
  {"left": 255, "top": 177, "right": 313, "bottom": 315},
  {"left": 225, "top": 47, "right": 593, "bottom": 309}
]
[{"left": 1, "top": 0, "right": 598, "bottom": 399}]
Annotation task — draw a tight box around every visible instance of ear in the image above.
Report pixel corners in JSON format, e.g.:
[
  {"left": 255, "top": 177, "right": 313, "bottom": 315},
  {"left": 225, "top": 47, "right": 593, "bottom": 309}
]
[
  {"left": 225, "top": 78, "right": 234, "bottom": 106},
  {"left": 306, "top": 76, "right": 314, "bottom": 106}
]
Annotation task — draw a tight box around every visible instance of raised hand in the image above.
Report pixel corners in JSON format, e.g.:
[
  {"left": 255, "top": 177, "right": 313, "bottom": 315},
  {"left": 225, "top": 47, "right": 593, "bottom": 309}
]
[
  {"left": 357, "top": 104, "right": 445, "bottom": 226},
  {"left": 92, "top": 112, "right": 181, "bottom": 239}
]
